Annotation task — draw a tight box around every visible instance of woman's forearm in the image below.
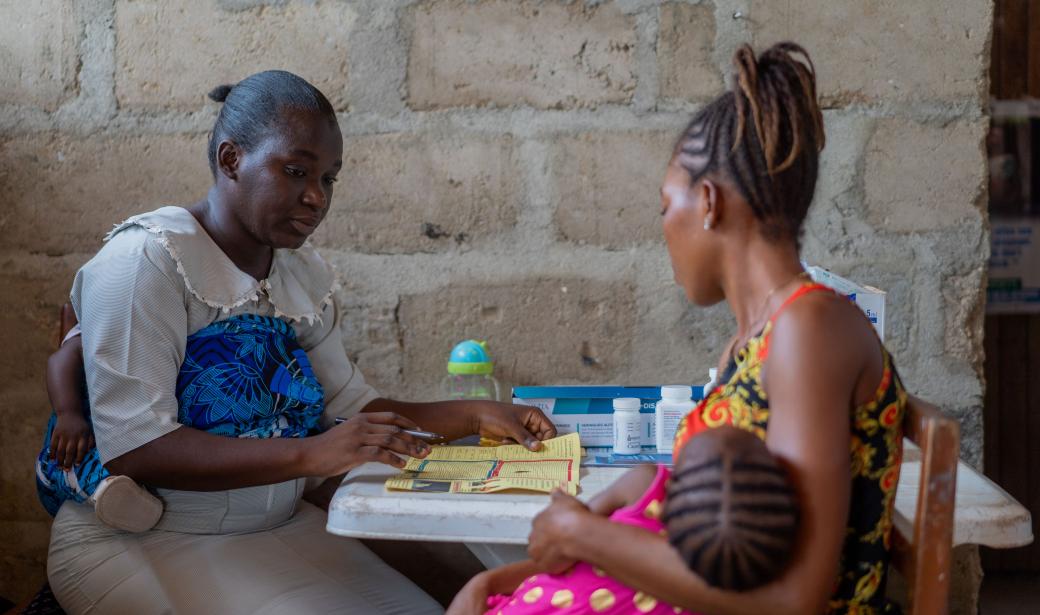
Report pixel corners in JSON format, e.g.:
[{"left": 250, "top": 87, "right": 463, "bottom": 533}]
[
  {"left": 106, "top": 410, "right": 427, "bottom": 490},
  {"left": 105, "top": 426, "right": 311, "bottom": 490},
  {"left": 362, "top": 398, "right": 557, "bottom": 452},
  {"left": 566, "top": 516, "right": 816, "bottom": 615},
  {"left": 361, "top": 398, "right": 479, "bottom": 440}
]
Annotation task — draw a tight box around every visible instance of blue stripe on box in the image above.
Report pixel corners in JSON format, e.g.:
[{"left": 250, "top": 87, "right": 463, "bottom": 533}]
[
  {"left": 513, "top": 385, "right": 704, "bottom": 415},
  {"left": 550, "top": 398, "right": 660, "bottom": 414},
  {"left": 512, "top": 386, "right": 671, "bottom": 399}
]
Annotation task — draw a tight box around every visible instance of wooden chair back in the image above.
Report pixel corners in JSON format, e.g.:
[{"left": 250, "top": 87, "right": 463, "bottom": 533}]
[{"left": 891, "top": 395, "right": 960, "bottom": 615}]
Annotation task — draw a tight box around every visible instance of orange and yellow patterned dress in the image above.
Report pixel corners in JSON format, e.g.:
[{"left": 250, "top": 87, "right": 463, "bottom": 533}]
[{"left": 673, "top": 283, "right": 906, "bottom": 614}]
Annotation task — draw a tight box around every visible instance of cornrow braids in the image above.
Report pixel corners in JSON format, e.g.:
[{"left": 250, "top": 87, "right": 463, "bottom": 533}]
[
  {"left": 664, "top": 426, "right": 799, "bottom": 591},
  {"left": 673, "top": 42, "right": 825, "bottom": 242}
]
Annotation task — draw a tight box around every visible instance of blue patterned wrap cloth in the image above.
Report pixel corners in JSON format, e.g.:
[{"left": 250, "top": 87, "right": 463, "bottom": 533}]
[{"left": 36, "top": 314, "right": 325, "bottom": 516}]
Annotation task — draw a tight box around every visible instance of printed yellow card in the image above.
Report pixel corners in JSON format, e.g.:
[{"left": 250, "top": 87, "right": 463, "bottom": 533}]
[{"left": 384, "top": 432, "right": 581, "bottom": 495}]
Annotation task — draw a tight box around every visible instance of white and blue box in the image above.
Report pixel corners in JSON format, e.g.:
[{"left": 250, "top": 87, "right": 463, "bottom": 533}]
[
  {"left": 512, "top": 385, "right": 704, "bottom": 448},
  {"left": 805, "top": 265, "right": 886, "bottom": 340}
]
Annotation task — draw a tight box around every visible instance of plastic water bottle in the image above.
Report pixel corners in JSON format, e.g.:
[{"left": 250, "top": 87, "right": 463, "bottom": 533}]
[{"left": 440, "top": 340, "right": 501, "bottom": 401}]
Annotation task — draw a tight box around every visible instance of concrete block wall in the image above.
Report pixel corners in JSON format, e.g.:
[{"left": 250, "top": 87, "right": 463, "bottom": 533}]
[{"left": 0, "top": 0, "right": 992, "bottom": 609}]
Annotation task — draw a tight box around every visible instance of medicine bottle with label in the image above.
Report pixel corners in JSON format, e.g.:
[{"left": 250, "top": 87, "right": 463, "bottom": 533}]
[
  {"left": 613, "top": 397, "right": 642, "bottom": 454},
  {"left": 655, "top": 385, "right": 696, "bottom": 454}
]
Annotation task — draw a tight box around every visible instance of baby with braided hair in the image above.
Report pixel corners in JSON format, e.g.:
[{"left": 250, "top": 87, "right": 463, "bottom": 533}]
[
  {"left": 448, "top": 426, "right": 798, "bottom": 615},
  {"left": 665, "top": 426, "right": 799, "bottom": 592}
]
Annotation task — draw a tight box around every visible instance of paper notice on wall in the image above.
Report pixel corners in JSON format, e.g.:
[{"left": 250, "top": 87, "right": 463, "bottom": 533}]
[
  {"left": 989, "top": 218, "right": 1040, "bottom": 314},
  {"left": 384, "top": 432, "right": 581, "bottom": 495}
]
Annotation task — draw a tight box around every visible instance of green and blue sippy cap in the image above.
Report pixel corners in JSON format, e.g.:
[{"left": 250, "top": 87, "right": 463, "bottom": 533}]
[{"left": 447, "top": 340, "right": 494, "bottom": 375}]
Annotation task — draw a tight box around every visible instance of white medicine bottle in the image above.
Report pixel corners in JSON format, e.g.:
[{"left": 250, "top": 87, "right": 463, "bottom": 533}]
[
  {"left": 655, "top": 385, "right": 696, "bottom": 454},
  {"left": 704, "top": 368, "right": 718, "bottom": 397},
  {"left": 613, "top": 398, "right": 642, "bottom": 455}
]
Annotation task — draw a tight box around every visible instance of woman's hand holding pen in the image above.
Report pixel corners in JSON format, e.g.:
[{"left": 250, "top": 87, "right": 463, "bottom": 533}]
[{"left": 303, "top": 412, "right": 432, "bottom": 477}]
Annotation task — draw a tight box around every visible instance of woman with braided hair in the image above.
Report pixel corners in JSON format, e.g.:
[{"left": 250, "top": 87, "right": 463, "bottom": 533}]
[{"left": 450, "top": 41, "right": 905, "bottom": 615}]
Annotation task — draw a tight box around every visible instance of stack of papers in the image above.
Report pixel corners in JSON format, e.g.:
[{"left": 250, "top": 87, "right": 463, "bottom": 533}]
[{"left": 385, "top": 433, "right": 581, "bottom": 495}]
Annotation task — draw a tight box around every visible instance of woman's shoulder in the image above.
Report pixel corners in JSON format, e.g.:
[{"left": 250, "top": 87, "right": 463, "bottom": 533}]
[
  {"left": 103, "top": 206, "right": 199, "bottom": 242},
  {"left": 768, "top": 285, "right": 886, "bottom": 402},
  {"left": 771, "top": 287, "right": 878, "bottom": 358},
  {"left": 82, "top": 208, "right": 185, "bottom": 284},
  {"left": 774, "top": 284, "right": 874, "bottom": 341},
  {"left": 94, "top": 206, "right": 195, "bottom": 266},
  {"left": 71, "top": 211, "right": 190, "bottom": 316}
]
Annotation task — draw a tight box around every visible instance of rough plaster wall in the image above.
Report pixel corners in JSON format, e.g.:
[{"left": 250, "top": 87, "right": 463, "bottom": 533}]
[{"left": 0, "top": 0, "right": 991, "bottom": 609}]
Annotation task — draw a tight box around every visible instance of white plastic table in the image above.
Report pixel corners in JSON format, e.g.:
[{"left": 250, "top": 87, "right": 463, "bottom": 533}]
[
  {"left": 895, "top": 444, "right": 1033, "bottom": 548},
  {"left": 327, "top": 446, "right": 1033, "bottom": 566},
  {"left": 327, "top": 462, "right": 628, "bottom": 567}
]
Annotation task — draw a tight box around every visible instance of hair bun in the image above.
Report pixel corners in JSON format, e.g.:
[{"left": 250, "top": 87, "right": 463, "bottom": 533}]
[{"left": 207, "top": 84, "right": 235, "bottom": 103}]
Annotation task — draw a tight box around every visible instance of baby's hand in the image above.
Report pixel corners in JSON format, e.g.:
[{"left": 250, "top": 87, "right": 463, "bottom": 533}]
[{"left": 50, "top": 414, "right": 94, "bottom": 469}]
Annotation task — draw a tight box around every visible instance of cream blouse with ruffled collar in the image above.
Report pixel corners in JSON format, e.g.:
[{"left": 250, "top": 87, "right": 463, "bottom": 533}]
[{"left": 71, "top": 206, "right": 378, "bottom": 464}]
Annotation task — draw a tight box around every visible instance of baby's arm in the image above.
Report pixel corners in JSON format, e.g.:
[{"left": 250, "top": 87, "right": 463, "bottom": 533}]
[
  {"left": 586, "top": 462, "right": 659, "bottom": 516},
  {"left": 46, "top": 332, "right": 92, "bottom": 469}
]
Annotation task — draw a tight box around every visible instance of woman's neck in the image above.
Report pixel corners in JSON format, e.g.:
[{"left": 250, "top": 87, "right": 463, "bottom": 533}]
[
  {"left": 719, "top": 237, "right": 804, "bottom": 339},
  {"left": 190, "top": 189, "right": 273, "bottom": 281}
]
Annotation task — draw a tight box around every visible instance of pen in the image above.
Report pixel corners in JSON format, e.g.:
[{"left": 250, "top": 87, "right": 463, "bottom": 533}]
[{"left": 333, "top": 417, "right": 447, "bottom": 443}]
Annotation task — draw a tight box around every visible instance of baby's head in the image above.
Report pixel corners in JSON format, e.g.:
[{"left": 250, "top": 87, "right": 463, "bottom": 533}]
[{"left": 664, "top": 426, "right": 798, "bottom": 591}]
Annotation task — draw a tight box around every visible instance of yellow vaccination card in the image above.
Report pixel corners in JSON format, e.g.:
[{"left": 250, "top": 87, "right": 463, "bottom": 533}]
[{"left": 384, "top": 432, "right": 581, "bottom": 495}]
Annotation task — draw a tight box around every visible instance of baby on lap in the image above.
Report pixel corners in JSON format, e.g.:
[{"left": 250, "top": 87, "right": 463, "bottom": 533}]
[{"left": 450, "top": 426, "right": 799, "bottom": 614}]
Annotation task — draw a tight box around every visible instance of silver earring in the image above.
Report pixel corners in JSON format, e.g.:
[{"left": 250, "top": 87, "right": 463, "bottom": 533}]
[{"left": 703, "top": 216, "right": 712, "bottom": 231}]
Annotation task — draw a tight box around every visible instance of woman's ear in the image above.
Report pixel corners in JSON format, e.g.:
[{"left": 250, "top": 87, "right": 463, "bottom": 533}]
[
  {"left": 700, "top": 178, "right": 720, "bottom": 230},
  {"left": 217, "top": 141, "right": 241, "bottom": 181}
]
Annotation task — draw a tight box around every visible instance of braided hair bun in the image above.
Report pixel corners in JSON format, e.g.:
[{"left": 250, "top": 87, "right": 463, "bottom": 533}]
[
  {"left": 672, "top": 42, "right": 824, "bottom": 243},
  {"left": 664, "top": 426, "right": 799, "bottom": 591}
]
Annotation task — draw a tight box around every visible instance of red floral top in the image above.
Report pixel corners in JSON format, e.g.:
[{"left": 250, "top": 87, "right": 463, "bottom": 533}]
[{"left": 673, "top": 283, "right": 906, "bottom": 614}]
